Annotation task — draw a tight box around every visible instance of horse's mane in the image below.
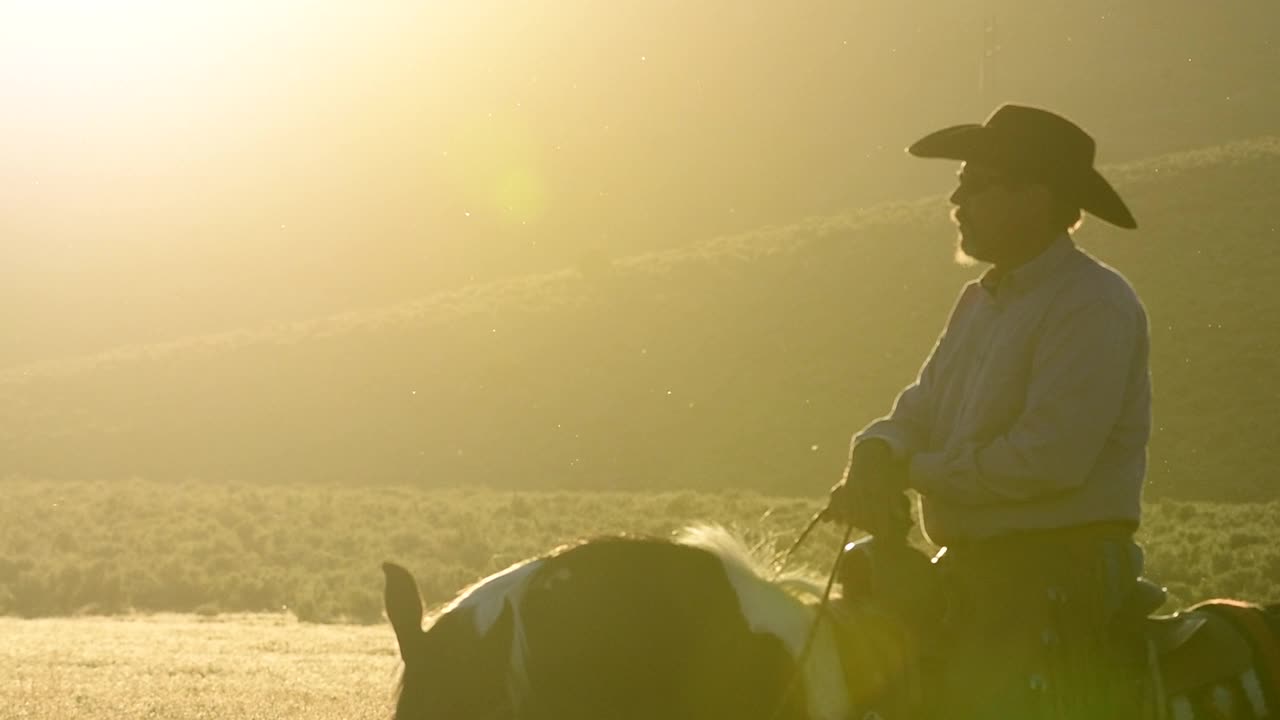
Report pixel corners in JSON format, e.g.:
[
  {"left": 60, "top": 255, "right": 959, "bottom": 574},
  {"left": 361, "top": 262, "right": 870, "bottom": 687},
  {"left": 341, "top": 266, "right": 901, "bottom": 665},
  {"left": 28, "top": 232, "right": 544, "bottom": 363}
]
[
  {"left": 674, "top": 524, "right": 828, "bottom": 602},
  {"left": 423, "top": 524, "right": 828, "bottom": 627}
]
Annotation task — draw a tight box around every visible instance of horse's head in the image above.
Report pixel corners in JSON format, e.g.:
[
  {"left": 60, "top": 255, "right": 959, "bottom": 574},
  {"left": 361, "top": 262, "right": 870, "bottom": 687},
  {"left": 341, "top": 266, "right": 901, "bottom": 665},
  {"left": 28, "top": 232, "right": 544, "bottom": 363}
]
[{"left": 383, "top": 562, "right": 517, "bottom": 720}]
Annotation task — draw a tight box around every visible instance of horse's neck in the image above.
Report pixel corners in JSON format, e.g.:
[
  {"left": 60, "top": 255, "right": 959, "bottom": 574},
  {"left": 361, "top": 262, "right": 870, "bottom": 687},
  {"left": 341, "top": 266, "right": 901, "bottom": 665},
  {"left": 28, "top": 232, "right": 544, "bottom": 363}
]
[{"left": 830, "top": 602, "right": 919, "bottom": 706}]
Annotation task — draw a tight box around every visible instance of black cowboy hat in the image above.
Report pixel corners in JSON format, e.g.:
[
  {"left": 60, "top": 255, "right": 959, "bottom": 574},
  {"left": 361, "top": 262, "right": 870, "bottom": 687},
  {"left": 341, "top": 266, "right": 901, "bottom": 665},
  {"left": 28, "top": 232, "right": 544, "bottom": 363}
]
[{"left": 908, "top": 104, "right": 1137, "bottom": 229}]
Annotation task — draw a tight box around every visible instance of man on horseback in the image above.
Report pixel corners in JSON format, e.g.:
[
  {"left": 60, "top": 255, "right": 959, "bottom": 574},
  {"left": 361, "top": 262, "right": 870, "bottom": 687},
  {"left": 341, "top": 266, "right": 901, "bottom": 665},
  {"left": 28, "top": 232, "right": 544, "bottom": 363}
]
[{"left": 826, "top": 104, "right": 1151, "bottom": 720}]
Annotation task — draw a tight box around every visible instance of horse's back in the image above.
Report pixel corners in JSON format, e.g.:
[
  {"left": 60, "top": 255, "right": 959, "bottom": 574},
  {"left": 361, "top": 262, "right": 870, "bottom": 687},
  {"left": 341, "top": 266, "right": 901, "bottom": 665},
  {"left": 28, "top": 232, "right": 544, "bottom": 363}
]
[{"left": 514, "top": 537, "right": 805, "bottom": 719}]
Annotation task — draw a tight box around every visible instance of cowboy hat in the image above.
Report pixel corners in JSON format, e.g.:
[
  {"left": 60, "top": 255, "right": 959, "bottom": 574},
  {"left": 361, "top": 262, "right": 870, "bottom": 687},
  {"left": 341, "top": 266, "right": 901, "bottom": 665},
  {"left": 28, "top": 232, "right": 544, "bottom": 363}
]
[{"left": 908, "top": 104, "right": 1137, "bottom": 229}]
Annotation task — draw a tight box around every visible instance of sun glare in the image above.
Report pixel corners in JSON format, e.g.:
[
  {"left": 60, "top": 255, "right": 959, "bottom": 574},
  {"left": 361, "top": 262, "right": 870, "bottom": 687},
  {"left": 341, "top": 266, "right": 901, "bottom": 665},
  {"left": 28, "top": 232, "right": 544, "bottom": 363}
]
[
  {"left": 0, "top": 1, "right": 404, "bottom": 119},
  {"left": 5, "top": 2, "right": 220, "bottom": 80},
  {"left": 0, "top": 2, "right": 259, "bottom": 135}
]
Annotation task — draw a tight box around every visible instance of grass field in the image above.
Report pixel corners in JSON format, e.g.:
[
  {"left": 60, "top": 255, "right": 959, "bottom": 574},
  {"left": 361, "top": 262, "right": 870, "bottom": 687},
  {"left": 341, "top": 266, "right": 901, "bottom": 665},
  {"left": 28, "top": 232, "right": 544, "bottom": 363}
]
[
  {"left": 1, "top": 613, "right": 397, "bottom": 720},
  {"left": 3, "top": 478, "right": 1278, "bottom": 718}
]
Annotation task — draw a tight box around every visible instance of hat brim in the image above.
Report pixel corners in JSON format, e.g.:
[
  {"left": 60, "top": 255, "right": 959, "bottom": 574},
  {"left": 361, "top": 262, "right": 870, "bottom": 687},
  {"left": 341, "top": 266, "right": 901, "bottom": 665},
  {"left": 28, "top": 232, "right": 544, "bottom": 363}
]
[
  {"left": 907, "top": 125, "right": 1138, "bottom": 230},
  {"left": 1077, "top": 169, "right": 1137, "bottom": 230},
  {"left": 907, "top": 123, "right": 987, "bottom": 162}
]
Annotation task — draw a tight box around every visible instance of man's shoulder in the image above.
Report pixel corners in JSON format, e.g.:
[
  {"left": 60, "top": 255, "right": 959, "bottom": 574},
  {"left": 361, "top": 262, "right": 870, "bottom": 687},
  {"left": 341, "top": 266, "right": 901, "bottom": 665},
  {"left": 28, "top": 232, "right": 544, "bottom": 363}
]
[
  {"left": 949, "top": 279, "right": 991, "bottom": 318},
  {"left": 1059, "top": 248, "right": 1146, "bottom": 317}
]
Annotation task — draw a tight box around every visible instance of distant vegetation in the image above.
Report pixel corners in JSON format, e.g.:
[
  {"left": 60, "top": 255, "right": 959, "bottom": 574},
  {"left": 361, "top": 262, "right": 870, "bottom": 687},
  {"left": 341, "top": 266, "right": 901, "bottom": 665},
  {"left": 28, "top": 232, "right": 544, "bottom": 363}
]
[
  {"left": 1, "top": 479, "right": 1276, "bottom": 622},
  {"left": 2, "top": 139, "right": 1278, "bottom": 500}
]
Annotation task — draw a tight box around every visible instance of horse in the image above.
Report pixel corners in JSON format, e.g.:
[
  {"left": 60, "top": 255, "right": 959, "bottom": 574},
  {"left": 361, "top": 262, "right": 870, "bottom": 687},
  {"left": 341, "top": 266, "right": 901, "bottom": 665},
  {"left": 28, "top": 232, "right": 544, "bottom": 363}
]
[{"left": 382, "top": 526, "right": 1280, "bottom": 720}]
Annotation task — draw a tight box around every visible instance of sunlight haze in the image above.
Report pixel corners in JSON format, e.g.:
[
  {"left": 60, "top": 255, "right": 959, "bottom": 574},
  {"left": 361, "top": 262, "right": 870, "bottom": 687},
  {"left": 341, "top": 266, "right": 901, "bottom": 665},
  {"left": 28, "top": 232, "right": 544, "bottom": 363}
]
[
  {"left": 2, "top": 3, "right": 1280, "bottom": 716},
  {"left": 4, "top": 1, "right": 1274, "bottom": 365},
  {"left": 1, "top": 0, "right": 1277, "bottom": 493}
]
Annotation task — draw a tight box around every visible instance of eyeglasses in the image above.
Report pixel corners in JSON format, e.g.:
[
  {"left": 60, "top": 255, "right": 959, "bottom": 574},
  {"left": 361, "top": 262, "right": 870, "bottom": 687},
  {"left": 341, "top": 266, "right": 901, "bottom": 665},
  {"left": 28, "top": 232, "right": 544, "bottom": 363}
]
[{"left": 955, "top": 168, "right": 1017, "bottom": 194}]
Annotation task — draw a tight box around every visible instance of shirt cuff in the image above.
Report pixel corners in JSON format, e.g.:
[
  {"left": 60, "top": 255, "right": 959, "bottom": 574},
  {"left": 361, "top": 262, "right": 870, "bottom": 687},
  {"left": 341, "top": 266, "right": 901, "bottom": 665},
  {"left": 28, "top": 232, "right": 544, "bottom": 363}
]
[{"left": 908, "top": 451, "right": 946, "bottom": 494}]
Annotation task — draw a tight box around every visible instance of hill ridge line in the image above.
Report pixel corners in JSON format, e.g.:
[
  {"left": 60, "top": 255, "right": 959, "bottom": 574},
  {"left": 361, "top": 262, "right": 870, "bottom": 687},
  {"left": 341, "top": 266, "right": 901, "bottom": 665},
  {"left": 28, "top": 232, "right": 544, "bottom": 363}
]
[{"left": 2, "top": 135, "right": 1277, "bottom": 386}]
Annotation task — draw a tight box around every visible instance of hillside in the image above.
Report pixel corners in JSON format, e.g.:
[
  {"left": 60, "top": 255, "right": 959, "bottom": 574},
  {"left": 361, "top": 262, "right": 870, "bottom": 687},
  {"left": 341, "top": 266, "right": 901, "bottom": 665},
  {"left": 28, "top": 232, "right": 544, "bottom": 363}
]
[
  {"left": 3, "top": 137, "right": 1279, "bottom": 500},
  {"left": 5, "top": 1, "right": 1278, "bottom": 369}
]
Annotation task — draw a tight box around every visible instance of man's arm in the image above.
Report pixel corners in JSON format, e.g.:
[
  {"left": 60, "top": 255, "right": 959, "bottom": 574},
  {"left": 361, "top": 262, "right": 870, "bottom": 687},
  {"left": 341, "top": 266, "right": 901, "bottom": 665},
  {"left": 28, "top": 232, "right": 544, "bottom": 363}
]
[
  {"left": 826, "top": 290, "right": 967, "bottom": 530},
  {"left": 908, "top": 297, "right": 1145, "bottom": 505},
  {"left": 853, "top": 287, "right": 970, "bottom": 460},
  {"left": 854, "top": 376, "right": 934, "bottom": 462}
]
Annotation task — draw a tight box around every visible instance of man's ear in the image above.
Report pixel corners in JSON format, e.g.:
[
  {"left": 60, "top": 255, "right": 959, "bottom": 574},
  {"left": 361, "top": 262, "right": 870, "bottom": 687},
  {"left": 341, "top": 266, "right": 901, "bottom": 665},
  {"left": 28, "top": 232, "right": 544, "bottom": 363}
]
[{"left": 1020, "top": 182, "right": 1058, "bottom": 219}]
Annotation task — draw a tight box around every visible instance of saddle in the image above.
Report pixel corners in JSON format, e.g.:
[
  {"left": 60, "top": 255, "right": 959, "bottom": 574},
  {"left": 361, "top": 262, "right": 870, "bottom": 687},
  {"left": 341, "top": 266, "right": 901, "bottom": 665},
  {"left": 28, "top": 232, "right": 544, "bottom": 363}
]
[
  {"left": 1125, "top": 584, "right": 1278, "bottom": 719},
  {"left": 838, "top": 540, "right": 1279, "bottom": 720},
  {"left": 1122, "top": 580, "right": 1219, "bottom": 661}
]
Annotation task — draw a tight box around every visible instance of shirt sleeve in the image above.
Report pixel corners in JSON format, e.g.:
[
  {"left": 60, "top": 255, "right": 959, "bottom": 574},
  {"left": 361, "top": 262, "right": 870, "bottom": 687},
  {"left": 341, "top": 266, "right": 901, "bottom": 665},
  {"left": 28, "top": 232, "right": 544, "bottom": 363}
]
[
  {"left": 853, "top": 288, "right": 969, "bottom": 460},
  {"left": 908, "top": 297, "right": 1142, "bottom": 505}
]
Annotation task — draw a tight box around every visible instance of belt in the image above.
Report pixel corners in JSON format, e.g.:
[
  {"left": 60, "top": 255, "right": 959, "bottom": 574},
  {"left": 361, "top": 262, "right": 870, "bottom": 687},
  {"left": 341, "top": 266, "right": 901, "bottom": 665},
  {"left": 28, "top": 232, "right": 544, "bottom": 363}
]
[
  {"left": 941, "top": 521, "right": 1138, "bottom": 569},
  {"left": 938, "top": 522, "right": 1144, "bottom": 622}
]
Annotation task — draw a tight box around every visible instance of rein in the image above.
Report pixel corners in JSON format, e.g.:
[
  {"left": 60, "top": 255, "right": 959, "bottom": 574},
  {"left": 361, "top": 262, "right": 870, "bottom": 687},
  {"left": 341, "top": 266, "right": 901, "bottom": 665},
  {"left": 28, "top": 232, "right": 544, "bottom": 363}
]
[
  {"left": 777, "top": 509, "right": 827, "bottom": 572},
  {"left": 772, "top": 511, "right": 855, "bottom": 720}
]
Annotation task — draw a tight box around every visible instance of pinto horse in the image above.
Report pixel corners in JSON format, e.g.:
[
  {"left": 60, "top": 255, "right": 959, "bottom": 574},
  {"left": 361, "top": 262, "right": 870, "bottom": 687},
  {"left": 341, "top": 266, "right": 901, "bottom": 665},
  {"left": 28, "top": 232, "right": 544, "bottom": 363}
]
[
  {"left": 382, "top": 527, "right": 1280, "bottom": 720},
  {"left": 382, "top": 526, "right": 912, "bottom": 720}
]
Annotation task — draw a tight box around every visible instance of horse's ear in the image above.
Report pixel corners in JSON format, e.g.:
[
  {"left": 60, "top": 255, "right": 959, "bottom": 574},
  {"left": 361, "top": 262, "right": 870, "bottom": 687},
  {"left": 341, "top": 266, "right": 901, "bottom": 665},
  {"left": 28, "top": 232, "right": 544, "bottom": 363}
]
[{"left": 383, "top": 562, "right": 426, "bottom": 662}]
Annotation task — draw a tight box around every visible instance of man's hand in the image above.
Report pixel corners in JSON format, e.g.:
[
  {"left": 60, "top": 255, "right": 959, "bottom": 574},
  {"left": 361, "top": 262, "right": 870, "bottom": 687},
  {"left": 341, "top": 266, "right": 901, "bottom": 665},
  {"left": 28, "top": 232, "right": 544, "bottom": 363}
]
[{"left": 825, "top": 438, "right": 910, "bottom": 538}]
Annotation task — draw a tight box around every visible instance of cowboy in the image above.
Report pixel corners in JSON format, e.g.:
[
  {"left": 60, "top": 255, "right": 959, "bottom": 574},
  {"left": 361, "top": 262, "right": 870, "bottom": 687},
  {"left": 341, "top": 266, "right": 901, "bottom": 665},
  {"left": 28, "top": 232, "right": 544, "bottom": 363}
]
[{"left": 826, "top": 104, "right": 1152, "bottom": 719}]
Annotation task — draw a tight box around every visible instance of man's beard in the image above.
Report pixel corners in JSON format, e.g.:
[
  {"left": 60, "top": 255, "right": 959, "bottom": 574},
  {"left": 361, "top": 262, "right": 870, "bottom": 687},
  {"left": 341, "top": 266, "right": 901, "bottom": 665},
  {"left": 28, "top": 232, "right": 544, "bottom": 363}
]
[
  {"left": 953, "top": 226, "right": 981, "bottom": 267},
  {"left": 951, "top": 207, "right": 981, "bottom": 266},
  {"left": 954, "top": 232, "right": 978, "bottom": 267}
]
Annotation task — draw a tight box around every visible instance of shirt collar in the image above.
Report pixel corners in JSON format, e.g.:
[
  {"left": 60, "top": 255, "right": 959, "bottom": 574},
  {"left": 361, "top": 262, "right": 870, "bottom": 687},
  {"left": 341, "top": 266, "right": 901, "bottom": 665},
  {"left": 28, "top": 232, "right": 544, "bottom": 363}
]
[{"left": 979, "top": 233, "right": 1076, "bottom": 299}]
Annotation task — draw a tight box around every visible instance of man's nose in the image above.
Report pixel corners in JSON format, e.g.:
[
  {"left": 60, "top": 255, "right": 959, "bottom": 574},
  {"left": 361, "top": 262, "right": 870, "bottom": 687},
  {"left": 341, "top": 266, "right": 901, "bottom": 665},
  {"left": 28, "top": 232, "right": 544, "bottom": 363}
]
[{"left": 948, "top": 186, "right": 965, "bottom": 205}]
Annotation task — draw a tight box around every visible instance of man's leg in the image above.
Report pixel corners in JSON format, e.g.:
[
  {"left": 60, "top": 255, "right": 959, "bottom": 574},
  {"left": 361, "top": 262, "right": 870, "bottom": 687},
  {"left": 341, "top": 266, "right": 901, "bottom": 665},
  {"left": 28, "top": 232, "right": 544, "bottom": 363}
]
[{"left": 930, "top": 538, "right": 1146, "bottom": 720}]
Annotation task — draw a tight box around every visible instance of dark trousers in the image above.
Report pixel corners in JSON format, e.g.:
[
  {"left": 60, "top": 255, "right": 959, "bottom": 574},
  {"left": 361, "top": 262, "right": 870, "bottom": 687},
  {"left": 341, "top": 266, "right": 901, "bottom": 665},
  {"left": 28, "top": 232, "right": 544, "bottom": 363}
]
[{"left": 928, "top": 524, "right": 1147, "bottom": 720}]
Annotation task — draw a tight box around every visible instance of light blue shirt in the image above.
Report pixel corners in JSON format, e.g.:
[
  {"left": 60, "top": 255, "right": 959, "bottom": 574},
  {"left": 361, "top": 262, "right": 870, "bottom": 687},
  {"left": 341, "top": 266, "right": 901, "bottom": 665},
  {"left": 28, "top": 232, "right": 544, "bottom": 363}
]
[{"left": 856, "top": 235, "right": 1151, "bottom": 545}]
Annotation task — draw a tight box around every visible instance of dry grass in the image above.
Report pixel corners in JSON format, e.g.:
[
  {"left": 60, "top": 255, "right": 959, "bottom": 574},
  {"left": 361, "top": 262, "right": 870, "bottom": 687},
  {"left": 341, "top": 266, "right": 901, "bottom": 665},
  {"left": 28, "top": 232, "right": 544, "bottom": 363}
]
[
  {"left": 0, "top": 613, "right": 400, "bottom": 719},
  {"left": 4, "top": 496, "right": 1278, "bottom": 717}
]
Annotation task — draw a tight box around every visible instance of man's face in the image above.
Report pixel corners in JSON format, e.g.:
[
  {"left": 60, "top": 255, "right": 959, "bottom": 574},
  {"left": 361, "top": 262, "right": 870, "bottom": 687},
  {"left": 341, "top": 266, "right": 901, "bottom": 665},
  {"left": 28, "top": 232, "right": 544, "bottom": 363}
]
[{"left": 948, "top": 163, "right": 1037, "bottom": 265}]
